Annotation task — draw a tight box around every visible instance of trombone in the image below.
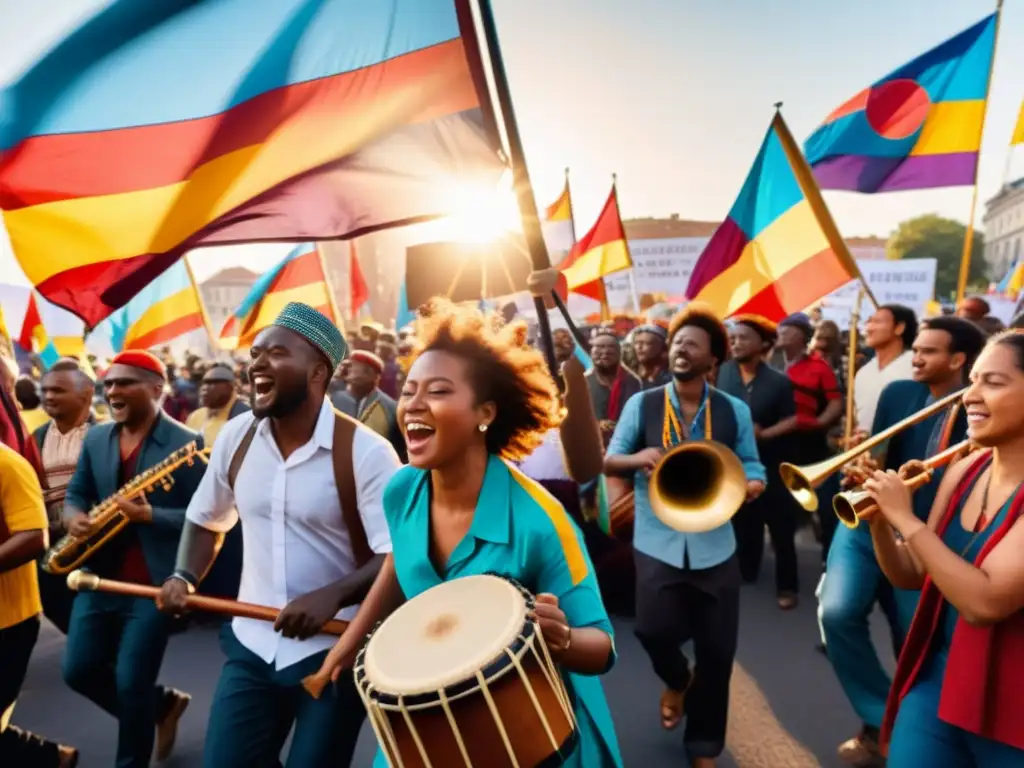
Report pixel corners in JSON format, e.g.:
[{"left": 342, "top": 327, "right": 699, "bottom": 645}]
[
  {"left": 779, "top": 388, "right": 964, "bottom": 513},
  {"left": 832, "top": 439, "right": 971, "bottom": 529}
]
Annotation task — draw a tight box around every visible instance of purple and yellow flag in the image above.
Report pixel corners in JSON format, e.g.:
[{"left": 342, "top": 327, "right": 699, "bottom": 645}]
[
  {"left": 805, "top": 13, "right": 996, "bottom": 193},
  {"left": 0, "top": 0, "right": 505, "bottom": 327},
  {"left": 687, "top": 113, "right": 861, "bottom": 320},
  {"left": 219, "top": 244, "right": 336, "bottom": 350}
]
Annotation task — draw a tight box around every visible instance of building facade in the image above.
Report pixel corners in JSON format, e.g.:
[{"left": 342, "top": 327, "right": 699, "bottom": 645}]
[
  {"left": 198, "top": 267, "right": 259, "bottom": 353},
  {"left": 982, "top": 178, "right": 1024, "bottom": 280}
]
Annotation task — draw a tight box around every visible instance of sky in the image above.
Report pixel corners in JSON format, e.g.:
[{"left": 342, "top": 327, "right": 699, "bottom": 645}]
[{"left": 1, "top": 0, "right": 1022, "bottom": 289}]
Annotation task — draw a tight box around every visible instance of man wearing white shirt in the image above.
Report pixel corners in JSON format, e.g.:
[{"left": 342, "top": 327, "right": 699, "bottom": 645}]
[
  {"left": 158, "top": 303, "right": 400, "bottom": 768},
  {"left": 853, "top": 304, "right": 917, "bottom": 432}
]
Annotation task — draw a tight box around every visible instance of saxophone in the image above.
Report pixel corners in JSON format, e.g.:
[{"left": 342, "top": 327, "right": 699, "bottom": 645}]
[{"left": 43, "top": 441, "right": 210, "bottom": 576}]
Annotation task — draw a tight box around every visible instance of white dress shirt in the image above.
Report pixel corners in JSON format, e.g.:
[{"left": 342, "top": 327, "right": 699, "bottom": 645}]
[
  {"left": 186, "top": 399, "right": 400, "bottom": 669},
  {"left": 854, "top": 350, "right": 914, "bottom": 432}
]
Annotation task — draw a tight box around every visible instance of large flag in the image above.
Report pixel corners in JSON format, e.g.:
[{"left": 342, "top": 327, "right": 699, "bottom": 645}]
[
  {"left": 559, "top": 184, "right": 632, "bottom": 301},
  {"left": 17, "top": 293, "right": 60, "bottom": 369},
  {"left": 0, "top": 0, "right": 506, "bottom": 326},
  {"left": 220, "top": 243, "right": 336, "bottom": 350},
  {"left": 395, "top": 281, "right": 416, "bottom": 330},
  {"left": 542, "top": 171, "right": 576, "bottom": 264},
  {"left": 1012, "top": 99, "right": 1024, "bottom": 146},
  {"left": 805, "top": 13, "right": 996, "bottom": 193},
  {"left": 687, "top": 113, "right": 862, "bottom": 320},
  {"left": 997, "top": 256, "right": 1024, "bottom": 298},
  {"left": 96, "top": 261, "right": 205, "bottom": 352}
]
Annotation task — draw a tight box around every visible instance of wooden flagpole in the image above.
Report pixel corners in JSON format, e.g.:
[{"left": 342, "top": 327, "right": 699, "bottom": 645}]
[
  {"left": 315, "top": 243, "right": 346, "bottom": 335},
  {"left": 955, "top": 0, "right": 1003, "bottom": 303},
  {"left": 181, "top": 255, "right": 219, "bottom": 351}
]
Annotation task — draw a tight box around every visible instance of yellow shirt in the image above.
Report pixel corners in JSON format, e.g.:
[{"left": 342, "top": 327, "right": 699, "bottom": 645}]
[
  {"left": 0, "top": 444, "right": 47, "bottom": 630},
  {"left": 18, "top": 407, "right": 49, "bottom": 434},
  {"left": 186, "top": 395, "right": 237, "bottom": 447}
]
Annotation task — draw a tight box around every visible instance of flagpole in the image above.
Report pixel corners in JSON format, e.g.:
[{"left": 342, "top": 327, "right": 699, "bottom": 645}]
[
  {"left": 956, "top": 0, "right": 1003, "bottom": 303},
  {"left": 182, "top": 255, "right": 218, "bottom": 351},
  {"left": 473, "top": 0, "right": 559, "bottom": 377},
  {"left": 565, "top": 167, "right": 578, "bottom": 243},
  {"left": 315, "top": 243, "right": 346, "bottom": 334},
  {"left": 772, "top": 104, "right": 880, "bottom": 310}
]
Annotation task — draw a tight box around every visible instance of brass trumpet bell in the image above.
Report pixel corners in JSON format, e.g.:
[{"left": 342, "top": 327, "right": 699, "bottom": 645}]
[{"left": 648, "top": 441, "right": 748, "bottom": 533}]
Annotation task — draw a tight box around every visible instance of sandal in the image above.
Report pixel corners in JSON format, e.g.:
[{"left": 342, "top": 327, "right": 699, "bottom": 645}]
[{"left": 659, "top": 671, "right": 694, "bottom": 730}]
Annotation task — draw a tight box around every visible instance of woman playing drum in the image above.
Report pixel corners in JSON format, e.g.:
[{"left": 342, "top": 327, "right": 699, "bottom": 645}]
[
  {"left": 313, "top": 299, "right": 623, "bottom": 767},
  {"left": 864, "top": 330, "right": 1024, "bottom": 766}
]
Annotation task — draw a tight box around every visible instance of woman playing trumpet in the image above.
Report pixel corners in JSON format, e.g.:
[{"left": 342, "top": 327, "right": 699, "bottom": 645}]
[
  {"left": 863, "top": 330, "right": 1024, "bottom": 766},
  {"left": 310, "top": 299, "right": 623, "bottom": 767}
]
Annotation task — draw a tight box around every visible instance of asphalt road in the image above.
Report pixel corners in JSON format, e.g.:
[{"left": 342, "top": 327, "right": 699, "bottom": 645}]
[{"left": 14, "top": 540, "right": 895, "bottom": 767}]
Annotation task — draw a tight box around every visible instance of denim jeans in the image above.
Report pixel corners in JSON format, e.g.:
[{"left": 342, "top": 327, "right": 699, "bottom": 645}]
[
  {"left": 818, "top": 523, "right": 908, "bottom": 728},
  {"left": 62, "top": 591, "right": 173, "bottom": 768}
]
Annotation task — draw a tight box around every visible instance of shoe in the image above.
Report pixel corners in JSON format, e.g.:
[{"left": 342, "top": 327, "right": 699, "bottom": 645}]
[
  {"left": 57, "top": 745, "right": 79, "bottom": 768},
  {"left": 777, "top": 592, "right": 798, "bottom": 610},
  {"left": 155, "top": 688, "right": 191, "bottom": 761},
  {"left": 837, "top": 727, "right": 886, "bottom": 766}
]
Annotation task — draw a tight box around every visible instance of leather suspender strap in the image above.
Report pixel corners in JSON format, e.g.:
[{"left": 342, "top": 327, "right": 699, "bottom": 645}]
[
  {"left": 227, "top": 419, "right": 261, "bottom": 491},
  {"left": 332, "top": 411, "right": 373, "bottom": 567},
  {"left": 225, "top": 412, "right": 373, "bottom": 566}
]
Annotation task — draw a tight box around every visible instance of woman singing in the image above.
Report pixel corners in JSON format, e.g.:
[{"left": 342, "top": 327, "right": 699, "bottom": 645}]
[
  {"left": 864, "top": 330, "right": 1024, "bottom": 766},
  {"left": 313, "top": 299, "right": 623, "bottom": 767}
]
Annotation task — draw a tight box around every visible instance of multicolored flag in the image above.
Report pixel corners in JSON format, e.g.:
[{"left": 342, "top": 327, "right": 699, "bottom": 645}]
[
  {"left": 219, "top": 244, "right": 336, "bottom": 350},
  {"left": 805, "top": 13, "right": 997, "bottom": 193},
  {"left": 687, "top": 112, "right": 863, "bottom": 320},
  {"left": 542, "top": 170, "right": 576, "bottom": 264},
  {"left": 997, "top": 256, "right": 1024, "bottom": 298},
  {"left": 559, "top": 183, "right": 633, "bottom": 301},
  {"left": 395, "top": 281, "right": 416, "bottom": 330},
  {"left": 96, "top": 261, "right": 205, "bottom": 352},
  {"left": 17, "top": 293, "right": 60, "bottom": 369},
  {"left": 0, "top": 0, "right": 506, "bottom": 326}
]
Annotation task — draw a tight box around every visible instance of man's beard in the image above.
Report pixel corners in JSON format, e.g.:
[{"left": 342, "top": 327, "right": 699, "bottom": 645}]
[
  {"left": 672, "top": 358, "right": 709, "bottom": 383},
  {"left": 253, "top": 374, "right": 309, "bottom": 419}
]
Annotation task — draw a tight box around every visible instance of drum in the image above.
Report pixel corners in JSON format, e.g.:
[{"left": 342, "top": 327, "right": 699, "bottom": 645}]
[{"left": 355, "top": 574, "right": 578, "bottom": 768}]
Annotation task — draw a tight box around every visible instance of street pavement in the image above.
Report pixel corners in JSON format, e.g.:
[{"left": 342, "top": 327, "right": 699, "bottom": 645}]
[{"left": 14, "top": 540, "right": 895, "bottom": 767}]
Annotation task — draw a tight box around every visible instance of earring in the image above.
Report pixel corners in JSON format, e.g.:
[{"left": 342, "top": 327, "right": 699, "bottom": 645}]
[{"left": 478, "top": 423, "right": 488, "bottom": 433}]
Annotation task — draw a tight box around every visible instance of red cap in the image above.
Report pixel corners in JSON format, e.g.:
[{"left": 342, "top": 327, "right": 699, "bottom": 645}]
[
  {"left": 110, "top": 350, "right": 167, "bottom": 379},
  {"left": 348, "top": 350, "right": 383, "bottom": 375}
]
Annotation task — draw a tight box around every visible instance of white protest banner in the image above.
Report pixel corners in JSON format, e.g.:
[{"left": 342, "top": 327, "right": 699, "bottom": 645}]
[{"left": 816, "top": 259, "right": 936, "bottom": 329}]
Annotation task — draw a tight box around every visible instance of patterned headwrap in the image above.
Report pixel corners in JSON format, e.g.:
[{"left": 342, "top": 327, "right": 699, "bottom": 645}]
[{"left": 273, "top": 302, "right": 347, "bottom": 369}]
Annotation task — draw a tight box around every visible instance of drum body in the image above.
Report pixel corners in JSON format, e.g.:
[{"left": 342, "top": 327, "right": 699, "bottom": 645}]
[{"left": 356, "top": 574, "right": 577, "bottom": 768}]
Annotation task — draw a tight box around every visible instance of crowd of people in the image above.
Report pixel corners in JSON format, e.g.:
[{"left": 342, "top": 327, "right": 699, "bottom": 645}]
[{"left": 1, "top": 281, "right": 1023, "bottom": 768}]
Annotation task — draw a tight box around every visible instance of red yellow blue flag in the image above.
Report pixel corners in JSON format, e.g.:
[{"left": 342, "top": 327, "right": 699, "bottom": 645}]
[
  {"left": 687, "top": 112, "right": 862, "bottom": 320},
  {"left": 97, "top": 261, "right": 206, "bottom": 352},
  {"left": 219, "top": 244, "right": 336, "bottom": 350},
  {"left": 0, "top": 0, "right": 505, "bottom": 326},
  {"left": 805, "top": 13, "right": 996, "bottom": 193}
]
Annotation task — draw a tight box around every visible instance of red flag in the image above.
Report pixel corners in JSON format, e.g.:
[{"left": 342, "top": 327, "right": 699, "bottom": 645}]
[
  {"left": 17, "top": 293, "right": 44, "bottom": 351},
  {"left": 349, "top": 241, "right": 369, "bottom": 320}
]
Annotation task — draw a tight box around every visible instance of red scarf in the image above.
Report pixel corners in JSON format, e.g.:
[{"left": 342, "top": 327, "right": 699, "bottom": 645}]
[
  {"left": 881, "top": 451, "right": 1024, "bottom": 753},
  {"left": 607, "top": 367, "right": 628, "bottom": 423},
  {"left": 1, "top": 386, "right": 46, "bottom": 486}
]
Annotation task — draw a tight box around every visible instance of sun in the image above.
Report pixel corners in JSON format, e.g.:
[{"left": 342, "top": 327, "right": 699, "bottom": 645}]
[{"left": 424, "top": 171, "right": 522, "bottom": 244}]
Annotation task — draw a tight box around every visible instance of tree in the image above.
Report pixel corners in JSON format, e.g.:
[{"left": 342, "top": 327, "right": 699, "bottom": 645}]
[{"left": 886, "top": 214, "right": 986, "bottom": 300}]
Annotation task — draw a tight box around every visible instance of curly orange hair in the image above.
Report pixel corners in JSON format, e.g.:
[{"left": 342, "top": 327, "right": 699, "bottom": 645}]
[{"left": 411, "top": 298, "right": 560, "bottom": 461}]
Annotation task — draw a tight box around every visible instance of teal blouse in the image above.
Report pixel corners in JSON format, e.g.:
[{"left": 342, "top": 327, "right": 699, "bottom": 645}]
[{"left": 379, "top": 454, "right": 624, "bottom": 767}]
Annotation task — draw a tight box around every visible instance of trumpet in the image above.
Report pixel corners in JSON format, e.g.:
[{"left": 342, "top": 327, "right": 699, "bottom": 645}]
[
  {"left": 779, "top": 388, "right": 964, "bottom": 513},
  {"left": 832, "top": 440, "right": 972, "bottom": 528},
  {"left": 44, "top": 442, "right": 210, "bottom": 575},
  {"left": 648, "top": 441, "right": 747, "bottom": 533}
]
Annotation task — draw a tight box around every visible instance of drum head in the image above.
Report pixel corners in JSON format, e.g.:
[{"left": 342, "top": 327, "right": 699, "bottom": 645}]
[{"left": 364, "top": 574, "right": 527, "bottom": 697}]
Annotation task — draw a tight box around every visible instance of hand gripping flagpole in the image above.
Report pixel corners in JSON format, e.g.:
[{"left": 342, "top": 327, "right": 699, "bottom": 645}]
[{"left": 473, "top": 0, "right": 577, "bottom": 378}]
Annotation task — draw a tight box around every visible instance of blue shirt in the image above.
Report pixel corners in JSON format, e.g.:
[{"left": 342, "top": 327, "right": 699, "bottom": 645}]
[
  {"left": 381, "top": 455, "right": 623, "bottom": 768},
  {"left": 606, "top": 383, "right": 765, "bottom": 570}
]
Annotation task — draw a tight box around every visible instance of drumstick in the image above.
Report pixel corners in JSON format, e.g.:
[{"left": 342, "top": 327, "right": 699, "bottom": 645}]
[{"left": 66, "top": 571, "right": 349, "bottom": 636}]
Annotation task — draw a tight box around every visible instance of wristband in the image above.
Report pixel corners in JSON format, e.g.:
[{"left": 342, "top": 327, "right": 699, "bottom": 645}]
[{"left": 170, "top": 570, "right": 198, "bottom": 594}]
